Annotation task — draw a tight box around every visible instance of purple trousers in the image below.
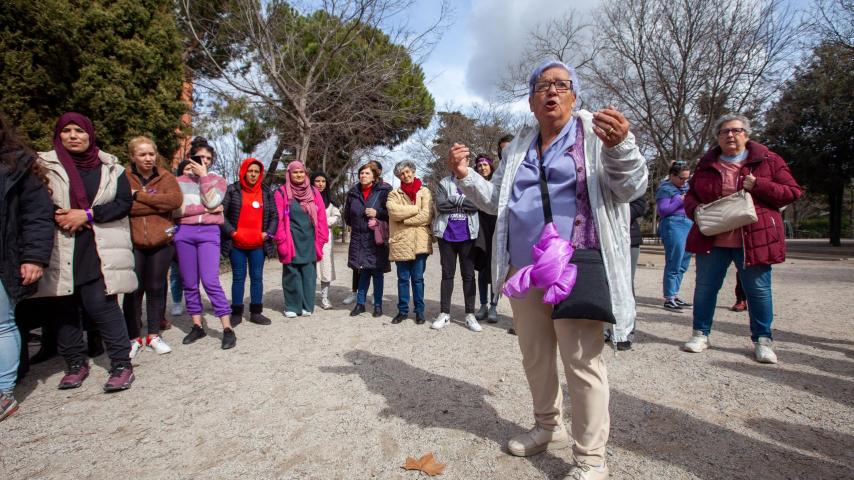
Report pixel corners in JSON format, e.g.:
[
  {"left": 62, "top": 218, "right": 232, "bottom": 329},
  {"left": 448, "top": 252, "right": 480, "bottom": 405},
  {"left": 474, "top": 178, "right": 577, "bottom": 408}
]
[{"left": 174, "top": 224, "right": 230, "bottom": 317}]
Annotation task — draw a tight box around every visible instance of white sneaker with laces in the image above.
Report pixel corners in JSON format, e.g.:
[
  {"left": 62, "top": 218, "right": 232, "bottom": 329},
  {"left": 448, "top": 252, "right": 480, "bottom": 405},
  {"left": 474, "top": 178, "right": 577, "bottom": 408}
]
[
  {"left": 562, "top": 459, "right": 609, "bottom": 480},
  {"left": 507, "top": 424, "right": 569, "bottom": 457},
  {"left": 683, "top": 330, "right": 710, "bottom": 353},
  {"left": 129, "top": 338, "right": 144, "bottom": 359},
  {"left": 342, "top": 292, "right": 356, "bottom": 305},
  {"left": 284, "top": 311, "right": 297, "bottom": 318},
  {"left": 170, "top": 303, "right": 184, "bottom": 316},
  {"left": 302, "top": 310, "right": 313, "bottom": 317},
  {"left": 754, "top": 337, "right": 778, "bottom": 364},
  {"left": 464, "top": 313, "right": 482, "bottom": 332},
  {"left": 320, "top": 297, "right": 332, "bottom": 310},
  {"left": 146, "top": 335, "right": 172, "bottom": 355},
  {"left": 431, "top": 312, "right": 450, "bottom": 330}
]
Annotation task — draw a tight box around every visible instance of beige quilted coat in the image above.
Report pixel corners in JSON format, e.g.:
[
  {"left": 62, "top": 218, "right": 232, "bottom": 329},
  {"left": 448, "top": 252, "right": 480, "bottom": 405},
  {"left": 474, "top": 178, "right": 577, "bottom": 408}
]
[{"left": 387, "top": 186, "right": 433, "bottom": 262}]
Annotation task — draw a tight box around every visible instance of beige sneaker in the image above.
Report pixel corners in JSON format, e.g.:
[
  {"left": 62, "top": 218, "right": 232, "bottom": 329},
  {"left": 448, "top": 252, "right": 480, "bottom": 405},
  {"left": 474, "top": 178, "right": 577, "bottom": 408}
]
[
  {"left": 683, "top": 330, "right": 710, "bottom": 353},
  {"left": 507, "top": 424, "right": 569, "bottom": 457},
  {"left": 562, "top": 458, "right": 609, "bottom": 479},
  {"left": 754, "top": 337, "right": 778, "bottom": 364}
]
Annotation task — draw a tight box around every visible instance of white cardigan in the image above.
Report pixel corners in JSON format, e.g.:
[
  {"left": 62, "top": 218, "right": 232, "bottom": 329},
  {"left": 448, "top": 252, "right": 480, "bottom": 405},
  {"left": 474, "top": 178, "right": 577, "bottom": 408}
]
[{"left": 455, "top": 110, "right": 648, "bottom": 342}]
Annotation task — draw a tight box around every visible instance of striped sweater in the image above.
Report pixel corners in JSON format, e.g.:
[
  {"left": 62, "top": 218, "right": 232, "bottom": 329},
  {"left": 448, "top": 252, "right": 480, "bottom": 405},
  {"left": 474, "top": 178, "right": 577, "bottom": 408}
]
[{"left": 174, "top": 173, "right": 228, "bottom": 225}]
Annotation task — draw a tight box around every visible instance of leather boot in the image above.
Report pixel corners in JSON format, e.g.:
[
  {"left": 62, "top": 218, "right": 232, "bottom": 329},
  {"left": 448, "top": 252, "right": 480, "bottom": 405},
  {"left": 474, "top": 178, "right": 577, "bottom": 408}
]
[
  {"left": 249, "top": 303, "right": 271, "bottom": 325},
  {"left": 230, "top": 304, "right": 244, "bottom": 327}
]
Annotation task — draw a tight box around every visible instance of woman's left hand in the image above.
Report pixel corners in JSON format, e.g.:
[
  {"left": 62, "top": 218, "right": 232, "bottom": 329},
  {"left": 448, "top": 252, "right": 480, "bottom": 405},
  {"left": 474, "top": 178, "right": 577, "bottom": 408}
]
[
  {"left": 54, "top": 208, "right": 90, "bottom": 232},
  {"left": 743, "top": 174, "right": 756, "bottom": 191},
  {"left": 365, "top": 208, "right": 377, "bottom": 218},
  {"left": 592, "top": 107, "right": 630, "bottom": 148},
  {"left": 20, "top": 263, "right": 43, "bottom": 285}
]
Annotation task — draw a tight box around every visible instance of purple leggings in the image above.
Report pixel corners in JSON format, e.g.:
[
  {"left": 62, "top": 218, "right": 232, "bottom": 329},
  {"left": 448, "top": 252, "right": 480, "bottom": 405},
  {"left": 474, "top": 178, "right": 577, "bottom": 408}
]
[{"left": 174, "top": 224, "right": 230, "bottom": 317}]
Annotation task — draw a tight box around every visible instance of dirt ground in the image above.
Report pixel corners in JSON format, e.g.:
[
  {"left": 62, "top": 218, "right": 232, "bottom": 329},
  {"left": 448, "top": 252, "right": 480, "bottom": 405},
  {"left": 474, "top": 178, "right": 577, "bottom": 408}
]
[{"left": 2, "top": 243, "right": 853, "bottom": 480}]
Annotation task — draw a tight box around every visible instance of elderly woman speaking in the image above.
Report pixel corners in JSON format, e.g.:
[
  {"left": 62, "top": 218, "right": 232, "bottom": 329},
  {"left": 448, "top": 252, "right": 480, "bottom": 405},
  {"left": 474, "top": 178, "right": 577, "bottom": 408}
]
[{"left": 449, "top": 59, "right": 647, "bottom": 479}]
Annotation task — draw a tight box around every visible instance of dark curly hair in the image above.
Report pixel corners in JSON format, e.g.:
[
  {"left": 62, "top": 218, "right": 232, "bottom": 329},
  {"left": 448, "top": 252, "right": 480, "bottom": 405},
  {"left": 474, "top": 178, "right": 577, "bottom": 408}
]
[
  {"left": 0, "top": 112, "right": 51, "bottom": 190},
  {"left": 189, "top": 136, "right": 216, "bottom": 165}
]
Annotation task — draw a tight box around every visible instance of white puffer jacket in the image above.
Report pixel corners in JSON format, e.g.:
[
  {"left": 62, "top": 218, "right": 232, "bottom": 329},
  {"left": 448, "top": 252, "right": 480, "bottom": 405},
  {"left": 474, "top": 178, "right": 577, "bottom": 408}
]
[{"left": 455, "top": 110, "right": 648, "bottom": 342}]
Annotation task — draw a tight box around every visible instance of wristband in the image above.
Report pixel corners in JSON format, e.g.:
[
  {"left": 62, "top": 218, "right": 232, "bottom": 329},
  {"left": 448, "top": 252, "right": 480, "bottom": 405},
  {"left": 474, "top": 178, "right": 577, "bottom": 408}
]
[{"left": 85, "top": 209, "right": 93, "bottom": 223}]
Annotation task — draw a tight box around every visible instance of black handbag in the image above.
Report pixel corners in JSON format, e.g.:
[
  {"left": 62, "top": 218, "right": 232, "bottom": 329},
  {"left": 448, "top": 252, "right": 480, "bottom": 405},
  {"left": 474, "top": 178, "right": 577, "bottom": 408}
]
[{"left": 537, "top": 145, "right": 616, "bottom": 324}]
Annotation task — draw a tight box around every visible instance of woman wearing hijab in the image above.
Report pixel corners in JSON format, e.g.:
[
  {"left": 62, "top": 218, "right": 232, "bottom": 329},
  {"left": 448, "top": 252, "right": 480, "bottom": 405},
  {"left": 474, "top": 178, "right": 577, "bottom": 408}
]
[
  {"left": 35, "top": 112, "right": 137, "bottom": 392},
  {"left": 221, "top": 158, "right": 278, "bottom": 326},
  {"left": 173, "top": 138, "right": 234, "bottom": 349},
  {"left": 123, "top": 136, "right": 183, "bottom": 358},
  {"left": 273, "top": 161, "right": 328, "bottom": 317},
  {"left": 311, "top": 171, "right": 341, "bottom": 310}
]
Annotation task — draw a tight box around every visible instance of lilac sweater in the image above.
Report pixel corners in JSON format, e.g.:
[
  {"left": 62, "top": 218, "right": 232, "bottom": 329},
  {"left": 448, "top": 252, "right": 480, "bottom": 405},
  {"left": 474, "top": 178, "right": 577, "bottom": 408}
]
[{"left": 174, "top": 173, "right": 227, "bottom": 225}]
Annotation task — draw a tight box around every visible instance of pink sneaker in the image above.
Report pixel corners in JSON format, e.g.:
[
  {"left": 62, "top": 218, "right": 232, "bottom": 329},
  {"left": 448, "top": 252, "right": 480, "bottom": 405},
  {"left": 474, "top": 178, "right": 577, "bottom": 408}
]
[
  {"left": 58, "top": 362, "right": 90, "bottom": 390},
  {"left": 103, "top": 366, "right": 135, "bottom": 392}
]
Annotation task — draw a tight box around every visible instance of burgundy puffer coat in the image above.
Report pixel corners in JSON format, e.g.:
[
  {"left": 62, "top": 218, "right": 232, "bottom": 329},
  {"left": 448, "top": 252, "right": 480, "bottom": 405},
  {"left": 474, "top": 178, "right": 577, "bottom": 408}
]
[{"left": 684, "top": 141, "right": 801, "bottom": 267}]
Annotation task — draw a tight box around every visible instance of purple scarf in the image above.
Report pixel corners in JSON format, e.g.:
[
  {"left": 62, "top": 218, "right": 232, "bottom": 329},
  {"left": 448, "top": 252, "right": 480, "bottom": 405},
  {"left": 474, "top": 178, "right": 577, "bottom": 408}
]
[{"left": 53, "top": 112, "right": 102, "bottom": 209}]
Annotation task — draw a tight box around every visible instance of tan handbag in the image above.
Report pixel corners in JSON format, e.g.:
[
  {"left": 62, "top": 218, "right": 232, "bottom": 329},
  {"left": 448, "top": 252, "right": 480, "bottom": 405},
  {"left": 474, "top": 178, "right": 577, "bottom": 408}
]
[{"left": 694, "top": 190, "right": 758, "bottom": 236}]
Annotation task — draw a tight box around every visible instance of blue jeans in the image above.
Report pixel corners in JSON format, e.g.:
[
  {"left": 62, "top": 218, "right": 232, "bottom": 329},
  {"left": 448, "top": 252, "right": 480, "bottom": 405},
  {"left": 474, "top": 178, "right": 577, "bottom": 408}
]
[
  {"left": 693, "top": 247, "right": 773, "bottom": 341},
  {"left": 169, "top": 259, "right": 183, "bottom": 304},
  {"left": 396, "top": 254, "right": 427, "bottom": 315},
  {"left": 230, "top": 247, "right": 265, "bottom": 305},
  {"left": 0, "top": 280, "right": 19, "bottom": 393},
  {"left": 356, "top": 269, "right": 384, "bottom": 307},
  {"left": 660, "top": 215, "right": 693, "bottom": 298}
]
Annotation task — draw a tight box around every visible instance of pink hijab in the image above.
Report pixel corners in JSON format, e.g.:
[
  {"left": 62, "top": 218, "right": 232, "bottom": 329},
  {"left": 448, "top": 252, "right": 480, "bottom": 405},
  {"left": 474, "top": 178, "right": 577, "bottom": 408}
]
[{"left": 285, "top": 161, "right": 318, "bottom": 226}]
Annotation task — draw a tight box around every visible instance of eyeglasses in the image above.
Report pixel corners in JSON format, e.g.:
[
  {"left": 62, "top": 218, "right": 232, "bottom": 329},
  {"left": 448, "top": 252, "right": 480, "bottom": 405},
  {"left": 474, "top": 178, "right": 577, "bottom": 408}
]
[
  {"left": 718, "top": 128, "right": 746, "bottom": 136},
  {"left": 533, "top": 80, "right": 573, "bottom": 93}
]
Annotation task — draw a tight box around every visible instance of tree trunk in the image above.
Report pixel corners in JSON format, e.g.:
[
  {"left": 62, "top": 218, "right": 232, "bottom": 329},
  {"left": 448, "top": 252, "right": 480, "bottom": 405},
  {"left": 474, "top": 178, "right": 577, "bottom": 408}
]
[
  {"left": 829, "top": 183, "right": 843, "bottom": 247},
  {"left": 264, "top": 142, "right": 287, "bottom": 186}
]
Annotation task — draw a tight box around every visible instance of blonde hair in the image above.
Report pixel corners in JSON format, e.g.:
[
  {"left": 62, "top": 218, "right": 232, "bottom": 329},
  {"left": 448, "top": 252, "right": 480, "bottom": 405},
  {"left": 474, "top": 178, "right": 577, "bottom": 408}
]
[{"left": 127, "top": 136, "right": 158, "bottom": 157}]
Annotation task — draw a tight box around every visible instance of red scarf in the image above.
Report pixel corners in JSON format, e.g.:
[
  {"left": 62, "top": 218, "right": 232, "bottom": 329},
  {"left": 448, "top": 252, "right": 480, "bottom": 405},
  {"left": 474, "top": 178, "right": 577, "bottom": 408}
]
[
  {"left": 399, "top": 177, "right": 422, "bottom": 204},
  {"left": 361, "top": 183, "right": 374, "bottom": 200}
]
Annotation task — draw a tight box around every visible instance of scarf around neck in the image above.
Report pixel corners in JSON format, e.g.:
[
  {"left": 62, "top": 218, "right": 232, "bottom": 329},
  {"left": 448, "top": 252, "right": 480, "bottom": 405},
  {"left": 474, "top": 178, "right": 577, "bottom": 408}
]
[
  {"left": 285, "top": 161, "right": 317, "bottom": 226},
  {"left": 399, "top": 177, "right": 422, "bottom": 203}
]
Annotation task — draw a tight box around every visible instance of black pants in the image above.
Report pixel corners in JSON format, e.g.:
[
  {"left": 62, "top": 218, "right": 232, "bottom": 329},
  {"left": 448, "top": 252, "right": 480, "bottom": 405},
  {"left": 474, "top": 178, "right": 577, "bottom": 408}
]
[
  {"left": 438, "top": 238, "right": 476, "bottom": 314},
  {"left": 351, "top": 268, "right": 359, "bottom": 292},
  {"left": 123, "top": 244, "right": 174, "bottom": 338},
  {"left": 56, "top": 277, "right": 131, "bottom": 369}
]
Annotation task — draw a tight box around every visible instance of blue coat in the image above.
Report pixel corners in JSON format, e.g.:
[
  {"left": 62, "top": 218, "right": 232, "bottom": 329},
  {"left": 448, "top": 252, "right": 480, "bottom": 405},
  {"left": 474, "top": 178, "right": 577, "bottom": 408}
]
[{"left": 344, "top": 182, "right": 391, "bottom": 272}]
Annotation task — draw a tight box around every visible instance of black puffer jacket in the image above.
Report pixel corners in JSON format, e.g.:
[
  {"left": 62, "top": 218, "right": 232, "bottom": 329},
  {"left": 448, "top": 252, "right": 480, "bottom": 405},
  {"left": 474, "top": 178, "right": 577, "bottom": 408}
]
[
  {"left": 344, "top": 181, "right": 391, "bottom": 272},
  {"left": 220, "top": 181, "right": 279, "bottom": 258},
  {"left": 0, "top": 149, "right": 55, "bottom": 301}
]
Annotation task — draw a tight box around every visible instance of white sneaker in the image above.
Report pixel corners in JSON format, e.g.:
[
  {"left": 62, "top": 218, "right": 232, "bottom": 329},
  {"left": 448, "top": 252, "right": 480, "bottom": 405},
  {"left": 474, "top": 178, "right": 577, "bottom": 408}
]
[
  {"left": 683, "top": 330, "right": 710, "bottom": 353},
  {"left": 431, "top": 313, "right": 450, "bottom": 330},
  {"left": 145, "top": 335, "right": 172, "bottom": 355},
  {"left": 507, "top": 424, "right": 569, "bottom": 457},
  {"left": 464, "top": 313, "right": 482, "bottom": 332},
  {"left": 302, "top": 310, "right": 313, "bottom": 317},
  {"left": 129, "top": 338, "right": 144, "bottom": 359},
  {"left": 342, "top": 292, "right": 356, "bottom": 305},
  {"left": 170, "top": 303, "right": 184, "bottom": 316},
  {"left": 320, "top": 297, "right": 332, "bottom": 310},
  {"left": 284, "top": 311, "right": 297, "bottom": 318},
  {"left": 754, "top": 337, "right": 778, "bottom": 364}
]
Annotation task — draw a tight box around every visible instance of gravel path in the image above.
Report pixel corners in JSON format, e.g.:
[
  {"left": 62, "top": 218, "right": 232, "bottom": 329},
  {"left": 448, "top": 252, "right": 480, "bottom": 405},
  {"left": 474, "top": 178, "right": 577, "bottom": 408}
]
[{"left": 3, "top": 244, "right": 853, "bottom": 479}]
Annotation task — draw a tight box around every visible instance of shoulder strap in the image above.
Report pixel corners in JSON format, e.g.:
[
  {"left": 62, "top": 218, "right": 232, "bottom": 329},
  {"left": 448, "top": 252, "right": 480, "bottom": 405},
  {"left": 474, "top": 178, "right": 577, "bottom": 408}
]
[{"left": 536, "top": 137, "right": 553, "bottom": 224}]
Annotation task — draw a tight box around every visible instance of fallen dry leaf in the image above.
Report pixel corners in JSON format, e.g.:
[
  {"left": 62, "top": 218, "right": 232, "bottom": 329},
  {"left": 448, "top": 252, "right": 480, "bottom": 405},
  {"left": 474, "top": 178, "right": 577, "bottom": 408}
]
[{"left": 402, "top": 452, "right": 446, "bottom": 476}]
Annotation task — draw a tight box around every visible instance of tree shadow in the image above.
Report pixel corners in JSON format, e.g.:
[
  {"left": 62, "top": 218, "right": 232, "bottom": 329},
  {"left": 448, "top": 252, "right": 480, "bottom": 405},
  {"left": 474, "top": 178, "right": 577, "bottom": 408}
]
[
  {"left": 609, "top": 389, "right": 854, "bottom": 479},
  {"left": 320, "top": 350, "right": 572, "bottom": 479},
  {"left": 743, "top": 417, "right": 854, "bottom": 464}
]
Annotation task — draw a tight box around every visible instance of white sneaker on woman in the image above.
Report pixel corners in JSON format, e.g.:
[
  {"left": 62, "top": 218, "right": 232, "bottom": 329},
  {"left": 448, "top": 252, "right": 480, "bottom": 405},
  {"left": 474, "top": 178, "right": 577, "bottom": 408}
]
[
  {"left": 754, "top": 337, "right": 778, "bottom": 364},
  {"left": 129, "top": 338, "right": 144, "bottom": 359},
  {"left": 342, "top": 292, "right": 356, "bottom": 305},
  {"left": 683, "top": 330, "right": 710, "bottom": 353},
  {"left": 146, "top": 335, "right": 172, "bottom": 355},
  {"left": 431, "top": 313, "right": 450, "bottom": 330},
  {"left": 464, "top": 313, "right": 482, "bottom": 332},
  {"left": 170, "top": 303, "right": 184, "bottom": 316}
]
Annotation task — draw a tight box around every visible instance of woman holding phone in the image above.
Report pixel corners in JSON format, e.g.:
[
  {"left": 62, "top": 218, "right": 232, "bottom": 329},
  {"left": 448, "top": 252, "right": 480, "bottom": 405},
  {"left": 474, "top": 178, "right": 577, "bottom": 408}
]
[{"left": 174, "top": 138, "right": 234, "bottom": 349}]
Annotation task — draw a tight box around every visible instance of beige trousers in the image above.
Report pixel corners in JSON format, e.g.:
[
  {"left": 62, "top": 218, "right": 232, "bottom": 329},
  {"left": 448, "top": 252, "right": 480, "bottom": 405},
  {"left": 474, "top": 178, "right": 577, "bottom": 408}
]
[{"left": 508, "top": 284, "right": 610, "bottom": 465}]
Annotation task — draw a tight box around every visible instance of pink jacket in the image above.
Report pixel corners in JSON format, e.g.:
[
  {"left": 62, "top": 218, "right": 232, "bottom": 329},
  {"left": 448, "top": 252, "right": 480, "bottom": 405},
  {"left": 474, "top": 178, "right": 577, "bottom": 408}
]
[{"left": 273, "top": 186, "right": 329, "bottom": 264}]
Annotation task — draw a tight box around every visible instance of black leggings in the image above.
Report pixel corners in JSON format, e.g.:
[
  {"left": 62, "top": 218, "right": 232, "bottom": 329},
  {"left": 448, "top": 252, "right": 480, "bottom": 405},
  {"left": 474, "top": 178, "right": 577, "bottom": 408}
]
[
  {"left": 56, "top": 276, "right": 131, "bottom": 369},
  {"left": 438, "top": 238, "right": 476, "bottom": 314},
  {"left": 123, "top": 244, "right": 174, "bottom": 338},
  {"left": 352, "top": 268, "right": 359, "bottom": 292}
]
